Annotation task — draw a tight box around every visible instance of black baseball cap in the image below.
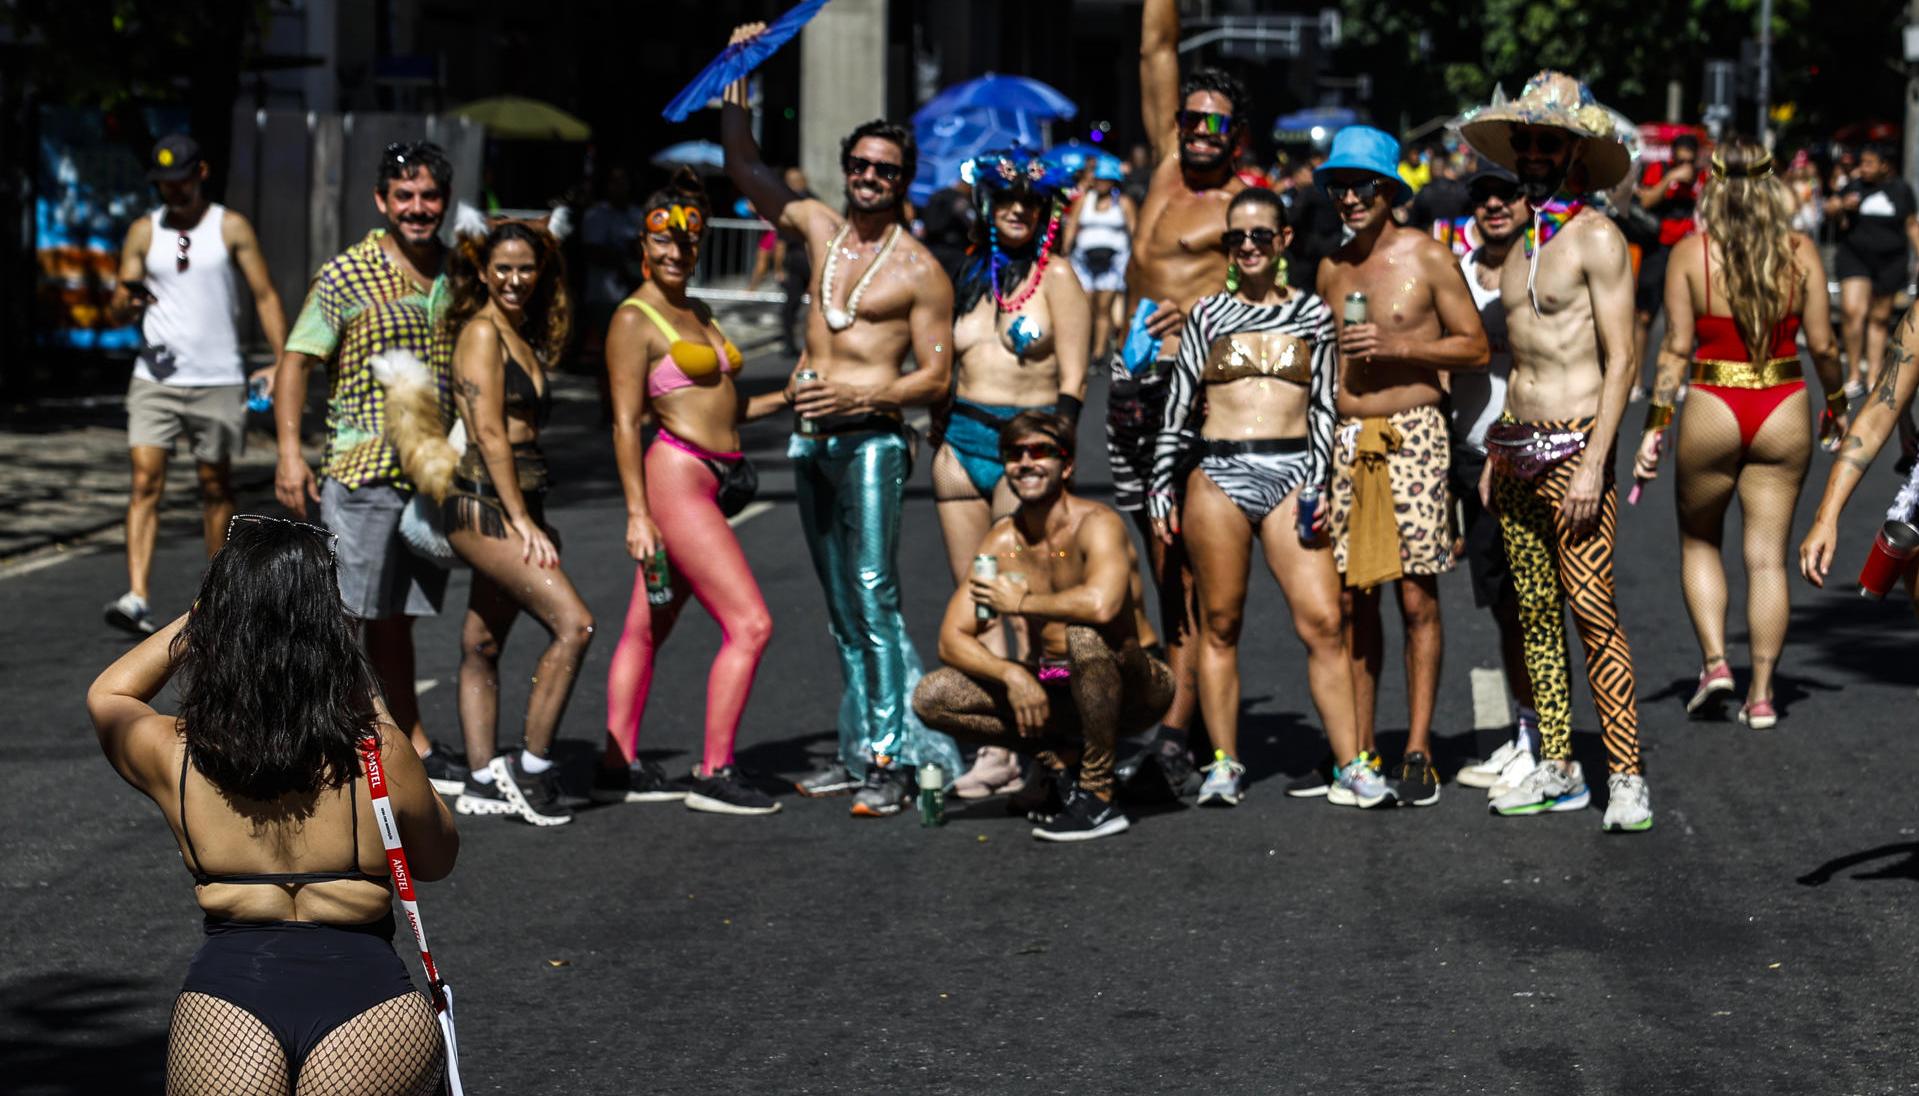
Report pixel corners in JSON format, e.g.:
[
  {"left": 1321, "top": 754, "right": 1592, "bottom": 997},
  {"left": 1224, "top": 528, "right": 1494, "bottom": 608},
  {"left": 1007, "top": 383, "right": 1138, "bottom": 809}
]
[
  {"left": 1466, "top": 161, "right": 1519, "bottom": 189},
  {"left": 148, "top": 135, "right": 203, "bottom": 182}
]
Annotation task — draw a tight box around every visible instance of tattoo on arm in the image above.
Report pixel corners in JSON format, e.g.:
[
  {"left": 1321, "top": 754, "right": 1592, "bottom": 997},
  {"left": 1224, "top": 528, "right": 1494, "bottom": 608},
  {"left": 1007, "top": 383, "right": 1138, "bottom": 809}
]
[
  {"left": 454, "top": 377, "right": 482, "bottom": 400},
  {"left": 1876, "top": 343, "right": 1906, "bottom": 409}
]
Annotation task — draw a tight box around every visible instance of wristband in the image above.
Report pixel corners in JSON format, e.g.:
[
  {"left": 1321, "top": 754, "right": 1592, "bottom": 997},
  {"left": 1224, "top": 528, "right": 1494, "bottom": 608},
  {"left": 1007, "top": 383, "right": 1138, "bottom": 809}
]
[
  {"left": 1644, "top": 402, "right": 1675, "bottom": 432},
  {"left": 1826, "top": 390, "right": 1849, "bottom": 411},
  {"left": 1055, "top": 393, "right": 1083, "bottom": 425}
]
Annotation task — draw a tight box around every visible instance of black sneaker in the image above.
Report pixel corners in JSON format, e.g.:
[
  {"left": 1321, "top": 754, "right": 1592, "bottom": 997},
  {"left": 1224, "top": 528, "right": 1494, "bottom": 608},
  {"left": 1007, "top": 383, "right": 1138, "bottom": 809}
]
[
  {"left": 454, "top": 774, "right": 515, "bottom": 817},
  {"left": 1390, "top": 751, "right": 1441, "bottom": 807},
  {"left": 849, "top": 760, "right": 909, "bottom": 818},
  {"left": 796, "top": 762, "right": 860, "bottom": 798},
  {"left": 1154, "top": 731, "right": 1200, "bottom": 797},
  {"left": 1032, "top": 786, "right": 1131, "bottom": 843},
  {"left": 488, "top": 754, "right": 573, "bottom": 827},
  {"left": 421, "top": 742, "right": 470, "bottom": 797},
  {"left": 591, "top": 758, "right": 690, "bottom": 804},
  {"left": 1010, "top": 764, "right": 1070, "bottom": 822},
  {"left": 1283, "top": 754, "right": 1336, "bottom": 799},
  {"left": 685, "top": 767, "right": 782, "bottom": 816}
]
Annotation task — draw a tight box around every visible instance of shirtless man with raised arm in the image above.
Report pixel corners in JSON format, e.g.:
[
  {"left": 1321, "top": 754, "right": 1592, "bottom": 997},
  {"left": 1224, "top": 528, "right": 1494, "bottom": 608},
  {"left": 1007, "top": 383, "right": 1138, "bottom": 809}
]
[
  {"left": 914, "top": 412, "right": 1173, "bottom": 842},
  {"left": 1458, "top": 71, "right": 1652, "bottom": 832},
  {"left": 1312, "top": 125, "right": 1489, "bottom": 807},
  {"left": 720, "top": 24, "right": 962, "bottom": 819},
  {"left": 1115, "top": 0, "right": 1248, "bottom": 793}
]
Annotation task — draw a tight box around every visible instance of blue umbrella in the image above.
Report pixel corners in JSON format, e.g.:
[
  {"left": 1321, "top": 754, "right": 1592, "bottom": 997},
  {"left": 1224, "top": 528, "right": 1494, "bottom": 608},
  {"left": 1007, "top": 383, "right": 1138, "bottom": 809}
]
[
  {"left": 912, "top": 74, "right": 1077, "bottom": 129},
  {"left": 651, "top": 140, "right": 726, "bottom": 173},
  {"left": 662, "top": 0, "right": 830, "bottom": 123},
  {"left": 911, "top": 108, "right": 1044, "bottom": 205},
  {"left": 1272, "top": 106, "right": 1358, "bottom": 144},
  {"left": 1042, "top": 141, "right": 1120, "bottom": 179}
]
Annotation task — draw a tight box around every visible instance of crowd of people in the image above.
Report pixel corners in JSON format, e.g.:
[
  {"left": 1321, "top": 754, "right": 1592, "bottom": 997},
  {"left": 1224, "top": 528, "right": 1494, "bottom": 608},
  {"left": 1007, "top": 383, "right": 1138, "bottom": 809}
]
[{"left": 84, "top": 2, "right": 1919, "bottom": 1087}]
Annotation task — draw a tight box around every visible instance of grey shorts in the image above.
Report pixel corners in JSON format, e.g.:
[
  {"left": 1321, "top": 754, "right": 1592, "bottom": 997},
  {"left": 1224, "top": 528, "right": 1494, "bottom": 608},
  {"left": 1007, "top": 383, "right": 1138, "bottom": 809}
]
[
  {"left": 126, "top": 377, "right": 246, "bottom": 463},
  {"left": 320, "top": 480, "right": 448, "bottom": 620}
]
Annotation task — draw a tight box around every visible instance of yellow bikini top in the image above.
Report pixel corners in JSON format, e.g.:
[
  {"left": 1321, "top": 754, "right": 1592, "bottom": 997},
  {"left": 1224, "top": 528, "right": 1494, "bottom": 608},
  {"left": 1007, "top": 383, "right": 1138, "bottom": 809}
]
[
  {"left": 1204, "top": 332, "right": 1311, "bottom": 385},
  {"left": 621, "top": 298, "right": 743, "bottom": 381}
]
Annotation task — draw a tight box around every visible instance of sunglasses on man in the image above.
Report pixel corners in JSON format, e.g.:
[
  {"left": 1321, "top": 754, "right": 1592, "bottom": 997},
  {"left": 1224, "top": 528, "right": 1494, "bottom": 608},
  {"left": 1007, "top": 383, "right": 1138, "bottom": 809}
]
[
  {"left": 1221, "top": 227, "right": 1279, "bottom": 250},
  {"left": 1323, "top": 179, "right": 1381, "bottom": 203},
  {"left": 1469, "top": 182, "right": 1521, "bottom": 206},
  {"left": 1000, "top": 441, "right": 1069, "bottom": 464},
  {"left": 176, "top": 233, "right": 192, "bottom": 273},
  {"left": 842, "top": 155, "right": 904, "bottom": 182},
  {"left": 1176, "top": 110, "right": 1235, "bottom": 136},
  {"left": 1508, "top": 130, "right": 1567, "bottom": 156}
]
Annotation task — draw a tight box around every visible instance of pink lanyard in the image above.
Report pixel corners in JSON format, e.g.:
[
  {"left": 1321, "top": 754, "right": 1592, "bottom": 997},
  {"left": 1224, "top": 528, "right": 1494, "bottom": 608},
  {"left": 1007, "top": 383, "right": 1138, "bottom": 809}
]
[{"left": 360, "top": 735, "right": 464, "bottom": 1095}]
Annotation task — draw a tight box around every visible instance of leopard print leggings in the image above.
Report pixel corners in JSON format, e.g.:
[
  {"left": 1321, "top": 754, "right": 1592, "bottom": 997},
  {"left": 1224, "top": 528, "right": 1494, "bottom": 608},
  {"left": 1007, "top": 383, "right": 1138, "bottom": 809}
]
[{"left": 1493, "top": 422, "right": 1643, "bottom": 775}]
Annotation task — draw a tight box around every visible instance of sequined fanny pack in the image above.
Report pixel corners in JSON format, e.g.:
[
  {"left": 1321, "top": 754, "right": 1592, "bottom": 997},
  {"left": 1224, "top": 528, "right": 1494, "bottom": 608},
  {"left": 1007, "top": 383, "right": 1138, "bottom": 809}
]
[{"left": 1485, "top": 421, "right": 1588, "bottom": 480}]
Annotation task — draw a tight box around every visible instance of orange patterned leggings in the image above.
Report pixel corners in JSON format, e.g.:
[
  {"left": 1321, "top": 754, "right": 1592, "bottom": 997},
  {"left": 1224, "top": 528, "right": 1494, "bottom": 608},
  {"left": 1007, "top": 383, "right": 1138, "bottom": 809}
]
[{"left": 1493, "top": 423, "right": 1643, "bottom": 775}]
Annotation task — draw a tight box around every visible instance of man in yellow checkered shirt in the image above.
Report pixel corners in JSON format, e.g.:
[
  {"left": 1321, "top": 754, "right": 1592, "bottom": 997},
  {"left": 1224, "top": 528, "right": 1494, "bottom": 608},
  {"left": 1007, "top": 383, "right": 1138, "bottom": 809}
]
[{"left": 270, "top": 141, "right": 467, "bottom": 795}]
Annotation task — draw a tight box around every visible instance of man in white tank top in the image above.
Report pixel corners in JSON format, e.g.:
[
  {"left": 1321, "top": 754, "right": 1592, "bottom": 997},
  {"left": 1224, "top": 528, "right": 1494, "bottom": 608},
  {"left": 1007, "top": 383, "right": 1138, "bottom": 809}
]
[{"left": 103, "top": 135, "right": 287, "bottom": 635}]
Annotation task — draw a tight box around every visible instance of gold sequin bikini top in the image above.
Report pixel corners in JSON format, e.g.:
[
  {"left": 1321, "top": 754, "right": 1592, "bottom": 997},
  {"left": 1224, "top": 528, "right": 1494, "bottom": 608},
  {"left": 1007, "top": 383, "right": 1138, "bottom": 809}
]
[{"left": 1204, "top": 332, "right": 1311, "bottom": 385}]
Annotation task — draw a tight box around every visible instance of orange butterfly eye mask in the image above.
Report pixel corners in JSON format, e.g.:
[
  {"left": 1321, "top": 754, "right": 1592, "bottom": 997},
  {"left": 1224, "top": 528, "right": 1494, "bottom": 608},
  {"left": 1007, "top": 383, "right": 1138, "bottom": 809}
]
[{"left": 646, "top": 204, "right": 705, "bottom": 235}]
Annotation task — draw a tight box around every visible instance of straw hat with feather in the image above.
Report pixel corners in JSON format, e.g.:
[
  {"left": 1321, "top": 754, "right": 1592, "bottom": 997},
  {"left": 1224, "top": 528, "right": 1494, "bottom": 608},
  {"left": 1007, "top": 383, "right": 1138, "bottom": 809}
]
[{"left": 1457, "top": 71, "right": 1632, "bottom": 192}]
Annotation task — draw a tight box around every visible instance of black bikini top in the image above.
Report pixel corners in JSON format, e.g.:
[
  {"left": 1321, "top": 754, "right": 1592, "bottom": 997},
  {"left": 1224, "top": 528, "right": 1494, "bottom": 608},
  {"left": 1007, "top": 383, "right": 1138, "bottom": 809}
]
[
  {"left": 178, "top": 750, "right": 389, "bottom": 888},
  {"left": 503, "top": 350, "right": 552, "bottom": 430}
]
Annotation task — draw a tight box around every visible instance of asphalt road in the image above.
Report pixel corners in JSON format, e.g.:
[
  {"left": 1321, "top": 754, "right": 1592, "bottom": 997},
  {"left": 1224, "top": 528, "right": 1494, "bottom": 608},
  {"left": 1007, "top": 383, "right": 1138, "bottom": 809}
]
[{"left": 5, "top": 358, "right": 1918, "bottom": 1095}]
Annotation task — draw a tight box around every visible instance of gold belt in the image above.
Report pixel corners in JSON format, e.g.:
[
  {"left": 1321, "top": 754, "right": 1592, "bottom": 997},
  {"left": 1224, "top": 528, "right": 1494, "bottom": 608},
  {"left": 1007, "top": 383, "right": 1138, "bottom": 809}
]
[{"left": 1689, "top": 357, "right": 1802, "bottom": 389}]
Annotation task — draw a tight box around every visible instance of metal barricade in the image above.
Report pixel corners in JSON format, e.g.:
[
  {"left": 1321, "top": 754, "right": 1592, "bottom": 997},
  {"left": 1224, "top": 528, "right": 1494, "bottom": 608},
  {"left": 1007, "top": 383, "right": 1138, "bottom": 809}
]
[{"left": 689, "top": 217, "right": 791, "bottom": 304}]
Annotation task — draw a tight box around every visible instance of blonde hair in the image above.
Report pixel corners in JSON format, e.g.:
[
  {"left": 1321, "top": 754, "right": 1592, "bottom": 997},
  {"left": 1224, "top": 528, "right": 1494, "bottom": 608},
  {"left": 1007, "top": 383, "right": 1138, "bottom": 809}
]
[{"left": 1697, "top": 138, "right": 1798, "bottom": 364}]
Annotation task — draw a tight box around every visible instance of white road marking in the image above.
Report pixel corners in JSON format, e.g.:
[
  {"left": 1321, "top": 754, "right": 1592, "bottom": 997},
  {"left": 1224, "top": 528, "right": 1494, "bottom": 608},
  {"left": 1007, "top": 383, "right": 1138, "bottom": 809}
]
[
  {"left": 728, "top": 501, "right": 773, "bottom": 527},
  {"left": 1471, "top": 667, "right": 1511, "bottom": 731},
  {"left": 0, "top": 543, "right": 105, "bottom": 579}
]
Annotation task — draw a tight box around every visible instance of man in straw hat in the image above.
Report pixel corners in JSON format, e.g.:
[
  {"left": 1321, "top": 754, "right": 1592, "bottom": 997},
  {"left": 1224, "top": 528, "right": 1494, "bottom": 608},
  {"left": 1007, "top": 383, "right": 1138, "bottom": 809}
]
[
  {"left": 1306, "top": 125, "right": 1489, "bottom": 809},
  {"left": 1457, "top": 71, "right": 1652, "bottom": 832}
]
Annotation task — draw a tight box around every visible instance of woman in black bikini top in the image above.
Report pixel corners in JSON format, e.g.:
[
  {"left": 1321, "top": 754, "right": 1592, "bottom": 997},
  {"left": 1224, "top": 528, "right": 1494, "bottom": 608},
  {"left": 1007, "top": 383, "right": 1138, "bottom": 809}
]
[{"left": 87, "top": 515, "right": 459, "bottom": 1095}]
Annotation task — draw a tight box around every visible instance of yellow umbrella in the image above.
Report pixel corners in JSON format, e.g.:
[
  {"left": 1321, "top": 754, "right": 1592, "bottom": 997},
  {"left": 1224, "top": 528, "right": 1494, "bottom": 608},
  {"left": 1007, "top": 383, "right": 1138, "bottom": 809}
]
[{"left": 453, "top": 96, "right": 591, "bottom": 141}]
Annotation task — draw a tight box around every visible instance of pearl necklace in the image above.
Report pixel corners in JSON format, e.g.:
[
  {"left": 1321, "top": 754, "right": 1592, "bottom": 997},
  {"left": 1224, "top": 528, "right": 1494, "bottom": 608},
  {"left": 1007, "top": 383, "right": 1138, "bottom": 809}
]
[{"left": 819, "top": 223, "right": 902, "bottom": 332}]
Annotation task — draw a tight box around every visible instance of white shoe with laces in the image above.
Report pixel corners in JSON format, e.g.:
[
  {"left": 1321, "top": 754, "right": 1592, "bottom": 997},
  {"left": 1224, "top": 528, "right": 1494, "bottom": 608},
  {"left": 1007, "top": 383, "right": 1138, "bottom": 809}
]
[{"left": 1456, "top": 738, "right": 1524, "bottom": 789}]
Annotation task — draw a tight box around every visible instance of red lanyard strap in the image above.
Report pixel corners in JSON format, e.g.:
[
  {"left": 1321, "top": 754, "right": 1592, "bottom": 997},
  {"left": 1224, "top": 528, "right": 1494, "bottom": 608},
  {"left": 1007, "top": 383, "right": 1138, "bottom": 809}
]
[{"left": 359, "top": 734, "right": 445, "bottom": 1005}]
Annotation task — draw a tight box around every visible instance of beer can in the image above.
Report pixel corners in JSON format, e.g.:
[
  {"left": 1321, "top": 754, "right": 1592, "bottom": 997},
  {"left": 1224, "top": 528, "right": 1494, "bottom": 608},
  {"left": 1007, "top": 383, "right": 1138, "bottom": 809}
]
[
  {"left": 917, "top": 763, "right": 946, "bottom": 827},
  {"left": 794, "top": 368, "right": 820, "bottom": 436},
  {"left": 972, "top": 553, "right": 998, "bottom": 620},
  {"left": 1344, "top": 292, "right": 1368, "bottom": 325},
  {"left": 1295, "top": 483, "right": 1322, "bottom": 542}
]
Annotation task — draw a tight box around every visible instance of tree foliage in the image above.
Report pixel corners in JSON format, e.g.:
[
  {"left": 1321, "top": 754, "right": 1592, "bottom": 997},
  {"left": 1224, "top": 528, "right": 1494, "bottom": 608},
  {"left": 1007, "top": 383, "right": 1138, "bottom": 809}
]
[{"left": 1340, "top": 0, "right": 1903, "bottom": 141}]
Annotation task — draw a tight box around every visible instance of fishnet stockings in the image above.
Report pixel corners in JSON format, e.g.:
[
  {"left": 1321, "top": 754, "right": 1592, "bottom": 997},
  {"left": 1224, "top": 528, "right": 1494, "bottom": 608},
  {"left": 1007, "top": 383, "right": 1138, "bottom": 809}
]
[
  {"left": 168, "top": 992, "right": 444, "bottom": 1096},
  {"left": 1674, "top": 387, "right": 1810, "bottom": 703}
]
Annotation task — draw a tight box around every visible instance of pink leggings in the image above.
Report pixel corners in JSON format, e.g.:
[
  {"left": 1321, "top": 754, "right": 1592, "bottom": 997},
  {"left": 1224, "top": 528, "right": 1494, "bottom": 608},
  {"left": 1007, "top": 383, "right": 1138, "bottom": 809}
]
[{"left": 605, "top": 435, "right": 774, "bottom": 774}]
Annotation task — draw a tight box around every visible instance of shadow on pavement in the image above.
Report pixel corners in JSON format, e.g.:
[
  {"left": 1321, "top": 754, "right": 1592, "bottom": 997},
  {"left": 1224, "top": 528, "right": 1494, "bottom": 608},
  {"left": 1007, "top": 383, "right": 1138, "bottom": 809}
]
[
  {"left": 1798, "top": 842, "right": 1919, "bottom": 886},
  {"left": 0, "top": 972, "right": 169, "bottom": 1096}
]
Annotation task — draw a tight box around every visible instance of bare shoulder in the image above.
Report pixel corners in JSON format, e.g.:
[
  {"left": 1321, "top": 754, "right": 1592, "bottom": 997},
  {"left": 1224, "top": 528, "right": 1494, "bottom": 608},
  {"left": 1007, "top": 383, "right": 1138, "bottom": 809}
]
[
  {"left": 221, "top": 208, "right": 257, "bottom": 243},
  {"left": 978, "top": 516, "right": 1023, "bottom": 555},
  {"left": 124, "top": 215, "right": 153, "bottom": 249},
  {"left": 1404, "top": 230, "right": 1462, "bottom": 274},
  {"left": 454, "top": 317, "right": 503, "bottom": 363},
  {"left": 1071, "top": 498, "right": 1128, "bottom": 546},
  {"left": 1570, "top": 208, "right": 1629, "bottom": 266},
  {"left": 786, "top": 198, "right": 841, "bottom": 246}
]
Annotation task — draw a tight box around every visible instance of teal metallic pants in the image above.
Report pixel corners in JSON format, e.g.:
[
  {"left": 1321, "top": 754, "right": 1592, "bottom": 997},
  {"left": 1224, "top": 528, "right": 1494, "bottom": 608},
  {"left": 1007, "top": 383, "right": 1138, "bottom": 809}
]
[{"left": 789, "top": 430, "right": 963, "bottom": 778}]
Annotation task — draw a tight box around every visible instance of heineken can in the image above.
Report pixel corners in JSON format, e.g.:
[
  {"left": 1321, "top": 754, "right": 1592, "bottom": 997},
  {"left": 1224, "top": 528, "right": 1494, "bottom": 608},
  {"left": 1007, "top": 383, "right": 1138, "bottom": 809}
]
[
  {"left": 1344, "top": 291, "right": 1368, "bottom": 325},
  {"left": 794, "top": 367, "right": 820, "bottom": 436},
  {"left": 972, "top": 553, "right": 998, "bottom": 621}
]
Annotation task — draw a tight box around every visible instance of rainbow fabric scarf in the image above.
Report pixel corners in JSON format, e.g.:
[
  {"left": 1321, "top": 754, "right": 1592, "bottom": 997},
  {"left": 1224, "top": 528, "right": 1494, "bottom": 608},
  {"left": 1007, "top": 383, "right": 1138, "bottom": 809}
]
[{"left": 1523, "top": 194, "right": 1585, "bottom": 258}]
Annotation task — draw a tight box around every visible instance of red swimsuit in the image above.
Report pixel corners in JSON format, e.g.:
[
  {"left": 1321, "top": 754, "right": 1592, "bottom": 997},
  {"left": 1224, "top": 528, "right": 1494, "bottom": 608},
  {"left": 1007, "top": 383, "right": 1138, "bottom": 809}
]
[{"left": 1690, "top": 236, "right": 1804, "bottom": 454}]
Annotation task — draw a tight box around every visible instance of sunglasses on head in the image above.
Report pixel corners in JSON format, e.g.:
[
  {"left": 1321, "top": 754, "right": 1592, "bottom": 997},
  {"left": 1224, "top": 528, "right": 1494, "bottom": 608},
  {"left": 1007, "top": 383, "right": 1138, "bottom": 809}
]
[
  {"left": 1176, "top": 110, "right": 1234, "bottom": 136},
  {"left": 383, "top": 141, "right": 427, "bottom": 168},
  {"left": 1469, "top": 181, "right": 1520, "bottom": 205},
  {"left": 646, "top": 204, "right": 705, "bottom": 236},
  {"left": 843, "top": 155, "right": 904, "bottom": 182},
  {"left": 175, "top": 233, "right": 191, "bottom": 273},
  {"left": 1222, "top": 227, "right": 1279, "bottom": 250},
  {"left": 1324, "top": 179, "right": 1381, "bottom": 203},
  {"left": 1508, "top": 130, "right": 1567, "bottom": 155},
  {"left": 1000, "top": 441, "right": 1068, "bottom": 463},
  {"left": 227, "top": 513, "right": 338, "bottom": 546}
]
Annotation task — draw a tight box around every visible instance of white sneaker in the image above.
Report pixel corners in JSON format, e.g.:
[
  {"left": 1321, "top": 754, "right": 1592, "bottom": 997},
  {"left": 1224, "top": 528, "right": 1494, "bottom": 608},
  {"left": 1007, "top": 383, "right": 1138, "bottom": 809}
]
[
  {"left": 1486, "top": 748, "right": 1539, "bottom": 800},
  {"left": 104, "top": 591, "right": 156, "bottom": 635},
  {"left": 1490, "top": 761, "right": 1589, "bottom": 816},
  {"left": 1455, "top": 739, "right": 1523, "bottom": 789},
  {"left": 1602, "top": 773, "right": 1653, "bottom": 833}
]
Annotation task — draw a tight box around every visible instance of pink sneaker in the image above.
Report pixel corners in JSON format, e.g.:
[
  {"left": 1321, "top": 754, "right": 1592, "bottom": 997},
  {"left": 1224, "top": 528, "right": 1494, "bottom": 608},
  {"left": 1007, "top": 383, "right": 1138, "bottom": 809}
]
[
  {"left": 1737, "top": 698, "right": 1778, "bottom": 730},
  {"left": 1686, "top": 661, "right": 1734, "bottom": 717},
  {"left": 951, "top": 746, "right": 1026, "bottom": 799}
]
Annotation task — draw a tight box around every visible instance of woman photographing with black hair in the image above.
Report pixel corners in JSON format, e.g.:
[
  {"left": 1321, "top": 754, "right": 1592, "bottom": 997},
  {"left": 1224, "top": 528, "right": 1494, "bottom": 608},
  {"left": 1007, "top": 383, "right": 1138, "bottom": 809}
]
[{"left": 87, "top": 516, "right": 457, "bottom": 1095}]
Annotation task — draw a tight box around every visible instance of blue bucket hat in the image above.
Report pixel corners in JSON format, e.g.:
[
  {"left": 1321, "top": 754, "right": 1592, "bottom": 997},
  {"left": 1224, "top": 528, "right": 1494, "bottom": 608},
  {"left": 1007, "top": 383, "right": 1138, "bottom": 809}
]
[
  {"left": 1093, "top": 156, "right": 1125, "bottom": 183},
  {"left": 1314, "top": 125, "right": 1414, "bottom": 205}
]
